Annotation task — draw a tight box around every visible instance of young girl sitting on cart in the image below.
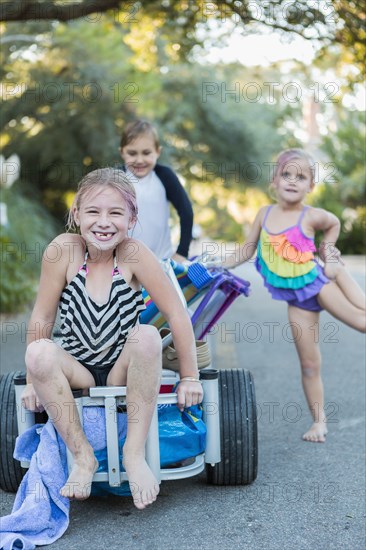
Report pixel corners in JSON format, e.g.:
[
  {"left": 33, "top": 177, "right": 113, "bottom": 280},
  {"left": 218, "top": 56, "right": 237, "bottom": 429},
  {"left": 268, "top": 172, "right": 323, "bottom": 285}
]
[{"left": 21, "top": 168, "right": 203, "bottom": 509}]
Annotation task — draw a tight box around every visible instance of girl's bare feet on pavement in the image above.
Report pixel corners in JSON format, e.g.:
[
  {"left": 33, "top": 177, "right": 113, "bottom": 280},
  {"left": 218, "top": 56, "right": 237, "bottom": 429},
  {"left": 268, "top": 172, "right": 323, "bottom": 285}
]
[
  {"left": 60, "top": 456, "right": 98, "bottom": 500},
  {"left": 302, "top": 421, "right": 328, "bottom": 443},
  {"left": 123, "top": 451, "right": 160, "bottom": 510}
]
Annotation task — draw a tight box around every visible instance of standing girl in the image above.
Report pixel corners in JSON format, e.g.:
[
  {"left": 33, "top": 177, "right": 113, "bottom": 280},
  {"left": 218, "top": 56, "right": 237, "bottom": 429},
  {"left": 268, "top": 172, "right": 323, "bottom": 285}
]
[
  {"left": 224, "top": 149, "right": 365, "bottom": 442},
  {"left": 21, "top": 168, "right": 202, "bottom": 508}
]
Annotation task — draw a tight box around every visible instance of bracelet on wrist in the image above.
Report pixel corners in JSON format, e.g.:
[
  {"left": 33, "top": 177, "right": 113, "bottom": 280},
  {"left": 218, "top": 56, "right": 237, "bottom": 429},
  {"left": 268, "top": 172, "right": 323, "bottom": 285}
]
[{"left": 179, "top": 376, "right": 202, "bottom": 384}]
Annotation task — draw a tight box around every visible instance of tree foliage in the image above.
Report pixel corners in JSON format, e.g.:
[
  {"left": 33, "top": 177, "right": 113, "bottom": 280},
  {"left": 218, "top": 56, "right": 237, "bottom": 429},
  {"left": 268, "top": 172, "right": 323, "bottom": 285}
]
[
  {"left": 332, "top": 0, "right": 366, "bottom": 73},
  {"left": 1, "top": 3, "right": 364, "bottom": 247},
  {"left": 0, "top": 0, "right": 122, "bottom": 22},
  {"left": 1, "top": 1, "right": 365, "bottom": 69},
  {"left": 314, "top": 109, "right": 366, "bottom": 253},
  {"left": 1, "top": 16, "right": 289, "bottom": 229},
  {"left": 0, "top": 187, "right": 59, "bottom": 313}
]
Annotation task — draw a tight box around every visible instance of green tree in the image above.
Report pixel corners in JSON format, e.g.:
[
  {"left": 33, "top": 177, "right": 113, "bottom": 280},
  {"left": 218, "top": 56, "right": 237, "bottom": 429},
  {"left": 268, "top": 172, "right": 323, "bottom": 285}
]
[
  {"left": 1, "top": 1, "right": 365, "bottom": 74},
  {"left": 0, "top": 187, "right": 59, "bottom": 313},
  {"left": 315, "top": 109, "right": 366, "bottom": 253},
  {"left": 1, "top": 18, "right": 288, "bottom": 234},
  {"left": 1, "top": 19, "right": 161, "bottom": 218}
]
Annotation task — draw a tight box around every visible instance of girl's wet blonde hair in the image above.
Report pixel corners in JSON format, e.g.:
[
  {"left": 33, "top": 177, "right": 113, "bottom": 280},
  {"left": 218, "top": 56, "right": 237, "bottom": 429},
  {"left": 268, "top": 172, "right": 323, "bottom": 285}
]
[
  {"left": 67, "top": 168, "right": 138, "bottom": 232},
  {"left": 273, "top": 149, "right": 316, "bottom": 184}
]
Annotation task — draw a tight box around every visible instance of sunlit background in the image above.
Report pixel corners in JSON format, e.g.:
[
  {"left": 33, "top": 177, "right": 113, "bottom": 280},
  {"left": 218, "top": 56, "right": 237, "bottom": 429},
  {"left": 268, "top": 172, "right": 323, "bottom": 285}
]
[{"left": 1, "top": 0, "right": 365, "bottom": 312}]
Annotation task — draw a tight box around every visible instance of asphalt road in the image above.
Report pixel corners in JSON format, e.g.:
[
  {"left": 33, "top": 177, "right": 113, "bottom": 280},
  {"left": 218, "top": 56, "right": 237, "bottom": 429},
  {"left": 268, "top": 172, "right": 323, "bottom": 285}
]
[{"left": 1, "top": 257, "right": 365, "bottom": 550}]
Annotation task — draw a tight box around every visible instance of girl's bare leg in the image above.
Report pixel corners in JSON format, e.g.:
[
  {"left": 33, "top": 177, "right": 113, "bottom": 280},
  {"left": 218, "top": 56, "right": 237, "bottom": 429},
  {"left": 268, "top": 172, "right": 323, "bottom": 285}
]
[
  {"left": 317, "top": 278, "right": 366, "bottom": 332},
  {"left": 25, "top": 340, "right": 98, "bottom": 499},
  {"left": 323, "top": 259, "right": 365, "bottom": 311},
  {"left": 288, "top": 306, "right": 328, "bottom": 442},
  {"left": 107, "top": 325, "right": 162, "bottom": 510}
]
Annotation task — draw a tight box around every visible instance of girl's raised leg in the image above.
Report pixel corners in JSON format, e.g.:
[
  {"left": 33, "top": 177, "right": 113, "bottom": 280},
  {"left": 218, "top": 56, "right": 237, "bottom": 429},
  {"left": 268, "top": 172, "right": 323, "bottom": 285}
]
[
  {"left": 288, "top": 306, "right": 328, "bottom": 442},
  {"left": 317, "top": 278, "right": 366, "bottom": 332},
  {"left": 25, "top": 340, "right": 98, "bottom": 499},
  {"left": 324, "top": 259, "right": 365, "bottom": 311},
  {"left": 107, "top": 324, "right": 162, "bottom": 510}
]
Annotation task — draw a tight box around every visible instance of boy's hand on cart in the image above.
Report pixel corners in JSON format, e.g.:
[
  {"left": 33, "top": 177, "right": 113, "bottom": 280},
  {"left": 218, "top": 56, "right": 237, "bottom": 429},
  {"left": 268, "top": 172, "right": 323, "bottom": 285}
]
[
  {"left": 176, "top": 378, "right": 204, "bottom": 411},
  {"left": 21, "top": 383, "right": 45, "bottom": 413}
]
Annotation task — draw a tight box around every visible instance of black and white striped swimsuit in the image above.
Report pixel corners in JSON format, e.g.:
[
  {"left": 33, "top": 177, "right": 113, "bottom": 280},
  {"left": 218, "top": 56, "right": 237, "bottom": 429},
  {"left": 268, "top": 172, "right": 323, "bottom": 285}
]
[{"left": 59, "top": 249, "right": 145, "bottom": 385}]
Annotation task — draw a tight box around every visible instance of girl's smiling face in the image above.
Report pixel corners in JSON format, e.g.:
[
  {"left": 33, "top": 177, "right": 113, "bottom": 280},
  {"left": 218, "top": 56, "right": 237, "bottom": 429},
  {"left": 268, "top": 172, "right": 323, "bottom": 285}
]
[
  {"left": 74, "top": 186, "right": 134, "bottom": 251},
  {"left": 273, "top": 158, "right": 314, "bottom": 203}
]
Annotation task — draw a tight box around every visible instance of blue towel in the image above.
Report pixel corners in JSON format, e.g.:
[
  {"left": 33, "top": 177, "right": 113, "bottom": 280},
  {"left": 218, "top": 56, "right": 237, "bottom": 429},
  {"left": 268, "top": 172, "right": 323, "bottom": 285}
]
[
  {"left": 0, "top": 422, "right": 69, "bottom": 550},
  {"left": 0, "top": 405, "right": 204, "bottom": 548},
  {"left": 0, "top": 408, "right": 128, "bottom": 550}
]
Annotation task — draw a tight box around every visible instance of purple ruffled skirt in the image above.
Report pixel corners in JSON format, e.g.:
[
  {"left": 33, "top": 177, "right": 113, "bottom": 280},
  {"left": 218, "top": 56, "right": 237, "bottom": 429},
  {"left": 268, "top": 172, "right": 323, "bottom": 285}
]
[{"left": 256, "top": 259, "right": 330, "bottom": 312}]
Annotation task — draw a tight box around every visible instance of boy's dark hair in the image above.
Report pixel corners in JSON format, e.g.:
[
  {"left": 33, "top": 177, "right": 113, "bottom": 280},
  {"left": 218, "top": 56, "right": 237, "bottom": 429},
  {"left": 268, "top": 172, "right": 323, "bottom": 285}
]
[{"left": 120, "top": 120, "right": 160, "bottom": 149}]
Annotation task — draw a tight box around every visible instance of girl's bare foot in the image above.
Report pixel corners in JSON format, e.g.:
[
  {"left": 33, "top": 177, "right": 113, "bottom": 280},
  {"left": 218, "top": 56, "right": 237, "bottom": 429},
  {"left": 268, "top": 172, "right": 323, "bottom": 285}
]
[
  {"left": 302, "top": 421, "right": 328, "bottom": 443},
  {"left": 60, "top": 456, "right": 98, "bottom": 500},
  {"left": 123, "top": 450, "right": 160, "bottom": 510}
]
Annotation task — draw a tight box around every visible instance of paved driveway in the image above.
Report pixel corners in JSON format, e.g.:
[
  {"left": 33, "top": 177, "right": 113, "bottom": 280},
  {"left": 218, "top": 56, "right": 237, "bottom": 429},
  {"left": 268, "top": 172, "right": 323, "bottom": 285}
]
[{"left": 1, "top": 257, "right": 365, "bottom": 549}]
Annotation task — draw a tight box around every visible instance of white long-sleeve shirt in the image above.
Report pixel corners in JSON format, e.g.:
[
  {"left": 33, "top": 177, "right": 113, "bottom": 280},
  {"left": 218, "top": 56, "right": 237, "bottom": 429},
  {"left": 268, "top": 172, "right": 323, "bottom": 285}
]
[{"left": 126, "top": 169, "right": 173, "bottom": 259}]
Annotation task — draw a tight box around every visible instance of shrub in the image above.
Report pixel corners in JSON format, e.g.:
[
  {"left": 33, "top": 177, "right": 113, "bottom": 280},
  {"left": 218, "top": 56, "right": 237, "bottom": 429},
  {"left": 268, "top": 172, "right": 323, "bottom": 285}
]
[{"left": 0, "top": 188, "right": 59, "bottom": 314}]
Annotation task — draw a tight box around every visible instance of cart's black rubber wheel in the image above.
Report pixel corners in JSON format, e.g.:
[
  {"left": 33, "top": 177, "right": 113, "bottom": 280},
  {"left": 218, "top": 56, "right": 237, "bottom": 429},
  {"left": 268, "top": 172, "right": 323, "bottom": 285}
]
[
  {"left": 206, "top": 368, "right": 258, "bottom": 485},
  {"left": 0, "top": 372, "right": 27, "bottom": 492}
]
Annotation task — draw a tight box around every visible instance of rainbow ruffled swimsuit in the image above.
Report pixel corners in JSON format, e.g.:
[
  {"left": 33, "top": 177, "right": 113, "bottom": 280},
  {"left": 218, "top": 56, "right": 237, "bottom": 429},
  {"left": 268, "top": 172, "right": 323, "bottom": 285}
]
[{"left": 255, "top": 205, "right": 329, "bottom": 312}]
